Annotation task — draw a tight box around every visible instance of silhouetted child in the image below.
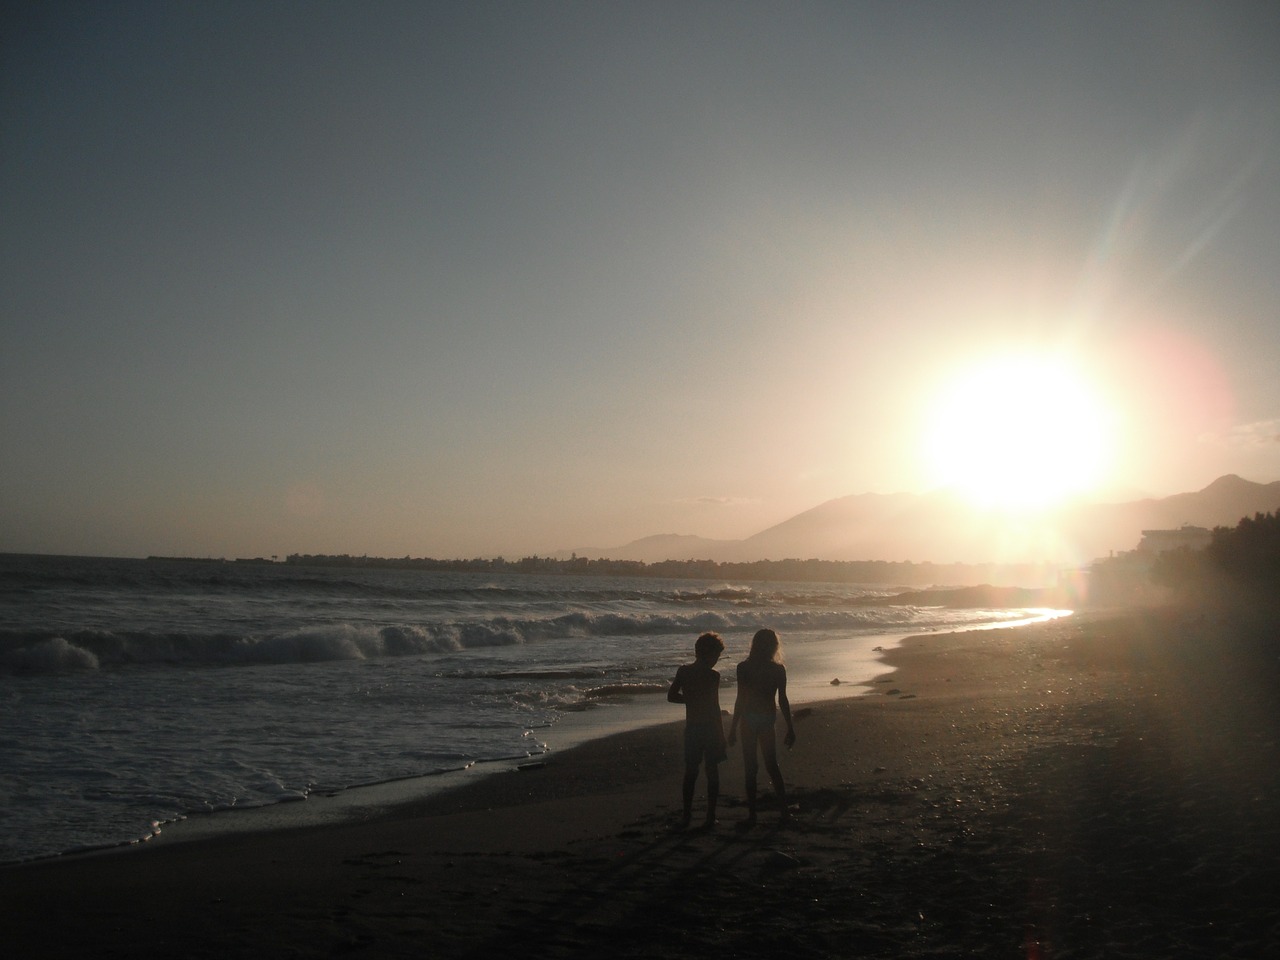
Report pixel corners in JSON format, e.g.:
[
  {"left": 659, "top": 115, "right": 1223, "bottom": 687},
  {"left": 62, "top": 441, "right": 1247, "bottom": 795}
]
[
  {"left": 728, "top": 627, "right": 795, "bottom": 825},
  {"left": 667, "top": 631, "right": 727, "bottom": 829}
]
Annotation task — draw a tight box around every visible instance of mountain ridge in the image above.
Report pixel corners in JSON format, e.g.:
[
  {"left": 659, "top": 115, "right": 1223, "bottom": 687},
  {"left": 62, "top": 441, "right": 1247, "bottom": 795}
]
[{"left": 568, "top": 475, "right": 1280, "bottom": 566}]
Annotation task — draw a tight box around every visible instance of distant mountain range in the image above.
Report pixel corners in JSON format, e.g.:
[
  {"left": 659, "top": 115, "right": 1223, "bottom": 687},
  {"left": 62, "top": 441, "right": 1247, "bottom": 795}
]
[{"left": 568, "top": 475, "right": 1280, "bottom": 566}]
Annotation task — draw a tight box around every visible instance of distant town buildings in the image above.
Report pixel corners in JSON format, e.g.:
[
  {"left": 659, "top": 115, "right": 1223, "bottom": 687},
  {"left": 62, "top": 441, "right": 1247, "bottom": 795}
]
[
  {"left": 1135, "top": 525, "right": 1212, "bottom": 555},
  {"left": 1088, "top": 525, "right": 1213, "bottom": 605}
]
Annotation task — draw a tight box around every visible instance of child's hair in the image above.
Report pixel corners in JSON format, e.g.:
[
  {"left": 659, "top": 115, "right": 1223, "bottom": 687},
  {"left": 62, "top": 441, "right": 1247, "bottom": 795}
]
[
  {"left": 694, "top": 631, "right": 725, "bottom": 659},
  {"left": 747, "top": 628, "right": 782, "bottom": 663}
]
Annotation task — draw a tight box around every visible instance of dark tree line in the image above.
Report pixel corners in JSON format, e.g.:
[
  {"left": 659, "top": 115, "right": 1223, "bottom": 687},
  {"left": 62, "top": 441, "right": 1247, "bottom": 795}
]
[{"left": 1151, "top": 511, "right": 1280, "bottom": 603}]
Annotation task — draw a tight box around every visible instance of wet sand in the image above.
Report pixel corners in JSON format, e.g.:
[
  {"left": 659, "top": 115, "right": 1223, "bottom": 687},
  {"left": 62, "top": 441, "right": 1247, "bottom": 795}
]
[{"left": 4, "top": 607, "right": 1278, "bottom": 958}]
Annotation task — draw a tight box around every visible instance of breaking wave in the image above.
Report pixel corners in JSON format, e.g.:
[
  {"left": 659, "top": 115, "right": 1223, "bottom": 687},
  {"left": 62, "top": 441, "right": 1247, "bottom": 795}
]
[{"left": 0, "top": 603, "right": 975, "bottom": 676}]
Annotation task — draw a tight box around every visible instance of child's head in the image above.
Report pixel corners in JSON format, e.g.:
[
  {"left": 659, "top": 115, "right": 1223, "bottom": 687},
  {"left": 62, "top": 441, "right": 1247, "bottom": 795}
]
[
  {"left": 694, "top": 631, "right": 725, "bottom": 662},
  {"left": 748, "top": 628, "right": 781, "bottom": 663}
]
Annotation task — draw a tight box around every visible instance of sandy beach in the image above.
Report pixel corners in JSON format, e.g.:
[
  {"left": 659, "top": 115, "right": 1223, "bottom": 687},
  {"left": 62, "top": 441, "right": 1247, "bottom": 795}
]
[{"left": 4, "top": 606, "right": 1278, "bottom": 959}]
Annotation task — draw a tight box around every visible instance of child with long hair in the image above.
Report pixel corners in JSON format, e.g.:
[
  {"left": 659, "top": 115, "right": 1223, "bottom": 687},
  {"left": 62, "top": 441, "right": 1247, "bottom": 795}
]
[{"left": 727, "top": 628, "right": 795, "bottom": 825}]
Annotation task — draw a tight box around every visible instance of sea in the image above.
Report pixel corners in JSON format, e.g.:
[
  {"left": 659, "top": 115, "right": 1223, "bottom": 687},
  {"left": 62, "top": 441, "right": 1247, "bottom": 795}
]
[{"left": 0, "top": 553, "right": 1068, "bottom": 863}]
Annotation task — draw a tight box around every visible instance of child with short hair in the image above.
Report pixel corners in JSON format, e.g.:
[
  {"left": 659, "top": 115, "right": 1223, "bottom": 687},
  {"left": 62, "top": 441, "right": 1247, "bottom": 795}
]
[{"left": 667, "top": 631, "right": 727, "bottom": 829}]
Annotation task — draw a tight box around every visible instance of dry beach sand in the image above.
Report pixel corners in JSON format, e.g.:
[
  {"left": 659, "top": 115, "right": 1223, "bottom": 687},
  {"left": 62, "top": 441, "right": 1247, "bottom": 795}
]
[{"left": 4, "top": 607, "right": 1278, "bottom": 959}]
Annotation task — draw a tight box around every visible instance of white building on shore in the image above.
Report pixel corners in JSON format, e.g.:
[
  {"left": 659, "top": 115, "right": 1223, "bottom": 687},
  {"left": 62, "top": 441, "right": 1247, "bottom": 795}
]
[{"left": 1136, "top": 525, "right": 1212, "bottom": 555}]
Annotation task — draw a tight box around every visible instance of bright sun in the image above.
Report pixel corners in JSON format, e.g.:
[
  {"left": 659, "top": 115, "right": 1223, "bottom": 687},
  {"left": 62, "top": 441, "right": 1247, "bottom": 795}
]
[{"left": 921, "top": 352, "right": 1114, "bottom": 511}]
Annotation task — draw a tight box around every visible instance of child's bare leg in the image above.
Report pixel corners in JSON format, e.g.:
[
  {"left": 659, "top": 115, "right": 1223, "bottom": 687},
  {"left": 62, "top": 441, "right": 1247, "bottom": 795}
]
[
  {"left": 742, "top": 733, "right": 760, "bottom": 822},
  {"left": 681, "top": 763, "right": 699, "bottom": 827},
  {"left": 761, "top": 736, "right": 788, "bottom": 820},
  {"left": 704, "top": 762, "right": 719, "bottom": 827}
]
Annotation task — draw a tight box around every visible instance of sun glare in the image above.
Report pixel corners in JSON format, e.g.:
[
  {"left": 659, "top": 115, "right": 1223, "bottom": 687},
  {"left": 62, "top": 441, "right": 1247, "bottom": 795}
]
[{"left": 922, "top": 352, "right": 1114, "bottom": 511}]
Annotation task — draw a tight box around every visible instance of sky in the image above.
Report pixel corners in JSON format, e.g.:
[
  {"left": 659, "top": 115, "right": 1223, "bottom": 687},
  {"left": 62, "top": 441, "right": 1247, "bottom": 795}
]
[{"left": 3, "top": 1, "right": 1280, "bottom": 560}]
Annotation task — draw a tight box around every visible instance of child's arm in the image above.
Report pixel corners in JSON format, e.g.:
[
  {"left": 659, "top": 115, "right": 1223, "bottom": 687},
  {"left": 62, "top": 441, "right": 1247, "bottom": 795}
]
[
  {"left": 666, "top": 668, "right": 685, "bottom": 704},
  {"left": 726, "top": 688, "right": 742, "bottom": 744},
  {"left": 778, "top": 668, "right": 796, "bottom": 747}
]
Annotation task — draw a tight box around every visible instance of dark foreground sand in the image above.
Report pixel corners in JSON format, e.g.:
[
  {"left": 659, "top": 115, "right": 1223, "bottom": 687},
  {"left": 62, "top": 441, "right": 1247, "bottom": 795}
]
[{"left": 4, "top": 608, "right": 1278, "bottom": 959}]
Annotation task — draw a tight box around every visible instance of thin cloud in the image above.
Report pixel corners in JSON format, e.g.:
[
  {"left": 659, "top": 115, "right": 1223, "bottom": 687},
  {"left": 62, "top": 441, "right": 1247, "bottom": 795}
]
[
  {"left": 682, "top": 496, "right": 761, "bottom": 508},
  {"left": 1202, "top": 420, "right": 1280, "bottom": 447}
]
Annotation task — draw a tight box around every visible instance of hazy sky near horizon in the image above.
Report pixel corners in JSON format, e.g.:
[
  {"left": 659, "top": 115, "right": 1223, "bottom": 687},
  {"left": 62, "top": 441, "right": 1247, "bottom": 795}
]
[{"left": 4, "top": 1, "right": 1280, "bottom": 560}]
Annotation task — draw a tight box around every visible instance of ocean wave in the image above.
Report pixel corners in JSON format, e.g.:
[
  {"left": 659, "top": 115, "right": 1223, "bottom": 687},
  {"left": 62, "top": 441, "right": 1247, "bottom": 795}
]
[
  {"left": 669, "top": 584, "right": 758, "bottom": 604},
  {"left": 2, "top": 558, "right": 810, "bottom": 611},
  {"left": 508, "top": 680, "right": 667, "bottom": 713},
  {"left": 0, "top": 604, "right": 1020, "bottom": 676},
  {"left": 0, "top": 636, "right": 100, "bottom": 674},
  {"left": 581, "top": 681, "right": 667, "bottom": 700},
  {"left": 489, "top": 668, "right": 609, "bottom": 681}
]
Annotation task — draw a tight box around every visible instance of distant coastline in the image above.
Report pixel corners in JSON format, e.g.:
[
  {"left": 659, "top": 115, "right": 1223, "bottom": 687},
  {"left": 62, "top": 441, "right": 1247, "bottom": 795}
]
[
  {"left": 274, "top": 552, "right": 1064, "bottom": 588},
  {"left": 146, "top": 556, "right": 277, "bottom": 565},
  {"left": 11, "top": 551, "right": 1061, "bottom": 588}
]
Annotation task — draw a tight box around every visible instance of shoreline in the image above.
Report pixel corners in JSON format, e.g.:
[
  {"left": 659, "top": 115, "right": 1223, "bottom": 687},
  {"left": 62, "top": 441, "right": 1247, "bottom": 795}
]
[
  {"left": 5, "top": 606, "right": 1275, "bottom": 958},
  {"left": 0, "top": 623, "right": 900, "bottom": 863},
  {"left": 29, "top": 612, "right": 1068, "bottom": 862}
]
